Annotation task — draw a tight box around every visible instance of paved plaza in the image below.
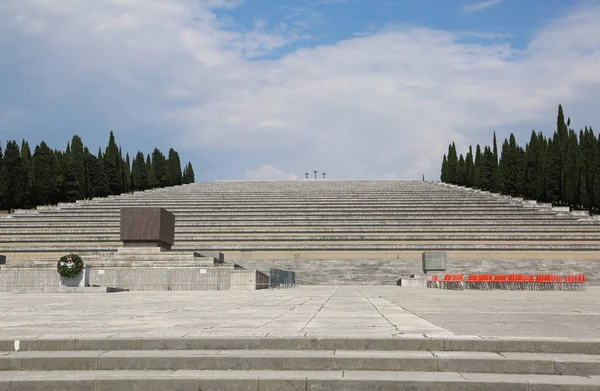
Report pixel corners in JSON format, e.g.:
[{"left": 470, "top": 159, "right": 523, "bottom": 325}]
[{"left": 1, "top": 286, "right": 599, "bottom": 340}]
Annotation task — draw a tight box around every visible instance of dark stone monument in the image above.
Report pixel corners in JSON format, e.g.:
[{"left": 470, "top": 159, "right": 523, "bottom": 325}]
[{"left": 120, "top": 208, "right": 175, "bottom": 250}]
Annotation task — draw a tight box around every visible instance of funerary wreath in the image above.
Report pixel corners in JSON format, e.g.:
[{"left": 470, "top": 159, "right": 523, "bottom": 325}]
[{"left": 57, "top": 254, "right": 84, "bottom": 278}]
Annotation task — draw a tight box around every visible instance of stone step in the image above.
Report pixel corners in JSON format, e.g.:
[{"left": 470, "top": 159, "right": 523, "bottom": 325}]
[
  {"left": 3, "top": 337, "right": 599, "bottom": 353},
  {"left": 4, "top": 235, "right": 600, "bottom": 242},
  {"left": 3, "top": 243, "right": 600, "bottom": 253},
  {"left": 0, "top": 370, "right": 598, "bottom": 391},
  {"left": 0, "top": 220, "right": 592, "bottom": 228},
  {"left": 35, "top": 209, "right": 557, "bottom": 216},
  {"left": 2, "top": 215, "right": 576, "bottom": 222},
  {"left": 1, "top": 349, "right": 600, "bottom": 376},
  {"left": 3, "top": 227, "right": 600, "bottom": 235}
]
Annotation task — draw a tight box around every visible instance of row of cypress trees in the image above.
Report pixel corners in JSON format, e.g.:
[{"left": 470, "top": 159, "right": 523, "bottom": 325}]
[
  {"left": 440, "top": 105, "right": 599, "bottom": 211},
  {"left": 0, "top": 131, "right": 195, "bottom": 210}
]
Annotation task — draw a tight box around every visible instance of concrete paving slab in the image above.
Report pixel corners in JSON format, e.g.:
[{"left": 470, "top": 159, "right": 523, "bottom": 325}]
[{"left": 1, "top": 286, "right": 600, "bottom": 340}]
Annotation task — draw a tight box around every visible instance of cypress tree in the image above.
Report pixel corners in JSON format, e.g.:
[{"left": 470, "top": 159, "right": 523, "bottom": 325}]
[
  {"left": 20, "top": 140, "right": 33, "bottom": 208},
  {"left": 498, "top": 139, "right": 510, "bottom": 194},
  {"left": 492, "top": 132, "right": 499, "bottom": 191},
  {"left": 146, "top": 154, "right": 156, "bottom": 189},
  {"left": 131, "top": 151, "right": 148, "bottom": 190},
  {"left": 185, "top": 162, "right": 195, "bottom": 183},
  {"left": 579, "top": 128, "right": 597, "bottom": 209},
  {"left": 2, "top": 141, "right": 26, "bottom": 209},
  {"left": 481, "top": 146, "right": 495, "bottom": 190},
  {"left": 103, "top": 131, "right": 121, "bottom": 195},
  {"left": 70, "top": 135, "right": 86, "bottom": 198},
  {"left": 96, "top": 148, "right": 110, "bottom": 197},
  {"left": 122, "top": 152, "right": 131, "bottom": 193},
  {"left": 525, "top": 131, "right": 539, "bottom": 199},
  {"left": 0, "top": 142, "right": 5, "bottom": 210},
  {"left": 565, "top": 129, "right": 580, "bottom": 206},
  {"left": 448, "top": 143, "right": 458, "bottom": 184},
  {"left": 440, "top": 155, "right": 448, "bottom": 182},
  {"left": 474, "top": 145, "right": 483, "bottom": 189},
  {"left": 63, "top": 153, "right": 82, "bottom": 202},
  {"left": 545, "top": 136, "right": 561, "bottom": 203},
  {"left": 516, "top": 145, "right": 527, "bottom": 196},
  {"left": 535, "top": 133, "right": 547, "bottom": 200},
  {"left": 32, "top": 142, "right": 60, "bottom": 206},
  {"left": 167, "top": 148, "right": 183, "bottom": 186},
  {"left": 152, "top": 148, "right": 168, "bottom": 188},
  {"left": 594, "top": 135, "right": 600, "bottom": 211},
  {"left": 557, "top": 105, "right": 569, "bottom": 202},
  {"left": 457, "top": 154, "right": 466, "bottom": 186},
  {"left": 465, "top": 146, "right": 474, "bottom": 187}
]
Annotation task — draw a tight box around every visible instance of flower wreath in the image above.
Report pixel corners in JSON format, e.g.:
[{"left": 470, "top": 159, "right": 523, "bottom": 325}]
[{"left": 57, "top": 254, "right": 84, "bottom": 278}]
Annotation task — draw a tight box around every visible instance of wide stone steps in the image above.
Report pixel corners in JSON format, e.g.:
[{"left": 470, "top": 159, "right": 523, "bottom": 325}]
[
  {"left": 1, "top": 337, "right": 599, "bottom": 390},
  {"left": 34, "top": 209, "right": 555, "bottom": 215},
  {"left": 2, "top": 350, "right": 600, "bottom": 375},
  {"left": 2, "top": 235, "right": 600, "bottom": 247},
  {"left": 2, "top": 370, "right": 598, "bottom": 390},
  {"left": 3, "top": 227, "right": 600, "bottom": 234},
  {"left": 1, "top": 215, "right": 576, "bottom": 222},
  {"left": 3, "top": 243, "right": 600, "bottom": 253}
]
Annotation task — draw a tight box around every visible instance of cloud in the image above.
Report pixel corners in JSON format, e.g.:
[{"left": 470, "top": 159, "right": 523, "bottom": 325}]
[
  {"left": 1, "top": 1, "right": 600, "bottom": 181},
  {"left": 245, "top": 164, "right": 298, "bottom": 180},
  {"left": 463, "top": 0, "right": 505, "bottom": 13}
]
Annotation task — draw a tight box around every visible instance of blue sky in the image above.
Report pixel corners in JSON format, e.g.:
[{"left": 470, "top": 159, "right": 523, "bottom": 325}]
[{"left": 1, "top": 0, "right": 600, "bottom": 181}]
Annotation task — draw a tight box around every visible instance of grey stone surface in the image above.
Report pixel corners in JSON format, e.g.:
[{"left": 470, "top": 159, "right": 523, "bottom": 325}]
[
  {"left": 422, "top": 251, "right": 447, "bottom": 273},
  {"left": 0, "top": 371, "right": 598, "bottom": 391},
  {"left": 120, "top": 207, "right": 175, "bottom": 250},
  {"left": 0, "top": 286, "right": 599, "bottom": 340},
  {"left": 3, "top": 180, "right": 600, "bottom": 274},
  {"left": 235, "top": 258, "right": 600, "bottom": 285}
]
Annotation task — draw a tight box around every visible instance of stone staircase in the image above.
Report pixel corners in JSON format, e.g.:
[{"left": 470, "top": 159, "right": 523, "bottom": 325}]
[
  {"left": 1, "top": 180, "right": 599, "bottom": 285},
  {"left": 1, "top": 337, "right": 600, "bottom": 390}
]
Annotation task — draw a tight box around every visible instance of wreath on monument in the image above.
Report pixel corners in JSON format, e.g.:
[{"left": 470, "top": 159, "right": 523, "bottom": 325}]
[{"left": 57, "top": 254, "right": 84, "bottom": 279}]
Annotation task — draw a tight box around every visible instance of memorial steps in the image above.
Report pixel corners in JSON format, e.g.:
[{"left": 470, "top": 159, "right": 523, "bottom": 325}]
[
  {"left": 1, "top": 337, "right": 600, "bottom": 390},
  {"left": 1, "top": 180, "right": 600, "bottom": 284}
]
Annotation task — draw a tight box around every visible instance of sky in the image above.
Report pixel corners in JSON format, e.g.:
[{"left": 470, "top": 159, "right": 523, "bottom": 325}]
[{"left": 1, "top": 0, "right": 600, "bottom": 181}]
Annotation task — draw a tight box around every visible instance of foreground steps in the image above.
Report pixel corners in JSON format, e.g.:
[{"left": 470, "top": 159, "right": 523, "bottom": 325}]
[
  {"left": 1, "top": 337, "right": 600, "bottom": 390},
  {"left": 1, "top": 370, "right": 599, "bottom": 390}
]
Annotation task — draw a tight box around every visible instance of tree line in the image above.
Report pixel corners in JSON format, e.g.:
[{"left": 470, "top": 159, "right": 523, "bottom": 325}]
[
  {"left": 0, "top": 131, "right": 195, "bottom": 210},
  {"left": 440, "top": 105, "right": 599, "bottom": 211}
]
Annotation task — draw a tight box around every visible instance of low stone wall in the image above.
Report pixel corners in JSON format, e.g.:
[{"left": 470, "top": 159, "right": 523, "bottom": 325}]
[
  {"left": 236, "top": 258, "right": 600, "bottom": 286},
  {"left": 0, "top": 266, "right": 265, "bottom": 292},
  {"left": 230, "top": 270, "right": 268, "bottom": 290}
]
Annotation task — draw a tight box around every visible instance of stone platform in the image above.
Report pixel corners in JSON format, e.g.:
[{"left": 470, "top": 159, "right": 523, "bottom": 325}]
[
  {"left": 2, "top": 286, "right": 600, "bottom": 390},
  {"left": 1, "top": 285, "right": 598, "bottom": 339}
]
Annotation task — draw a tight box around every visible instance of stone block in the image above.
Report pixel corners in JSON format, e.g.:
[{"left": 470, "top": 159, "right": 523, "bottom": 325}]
[
  {"left": 0, "top": 379, "right": 94, "bottom": 391},
  {"left": 93, "top": 378, "right": 199, "bottom": 391},
  {"left": 17, "top": 339, "right": 77, "bottom": 352},
  {"left": 0, "top": 355, "right": 21, "bottom": 370},
  {"left": 19, "top": 351, "right": 99, "bottom": 370},
  {"left": 60, "top": 266, "right": 89, "bottom": 288},
  {"left": 198, "top": 251, "right": 225, "bottom": 262},
  {"left": 120, "top": 208, "right": 175, "bottom": 250},
  {"left": 422, "top": 252, "right": 447, "bottom": 273}
]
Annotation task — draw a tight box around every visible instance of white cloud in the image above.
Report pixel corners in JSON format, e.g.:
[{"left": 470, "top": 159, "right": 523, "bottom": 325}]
[
  {"left": 245, "top": 164, "right": 298, "bottom": 180},
  {"left": 463, "top": 0, "right": 505, "bottom": 14},
  {"left": 1, "top": 1, "right": 600, "bottom": 181}
]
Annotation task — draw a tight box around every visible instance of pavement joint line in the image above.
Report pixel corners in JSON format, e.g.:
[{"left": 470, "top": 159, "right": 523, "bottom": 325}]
[
  {"left": 248, "top": 295, "right": 313, "bottom": 332},
  {"left": 299, "top": 288, "right": 339, "bottom": 332}
]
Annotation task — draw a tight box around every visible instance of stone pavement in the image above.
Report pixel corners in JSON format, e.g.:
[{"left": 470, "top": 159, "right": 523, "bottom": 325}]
[{"left": 1, "top": 286, "right": 599, "bottom": 340}]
